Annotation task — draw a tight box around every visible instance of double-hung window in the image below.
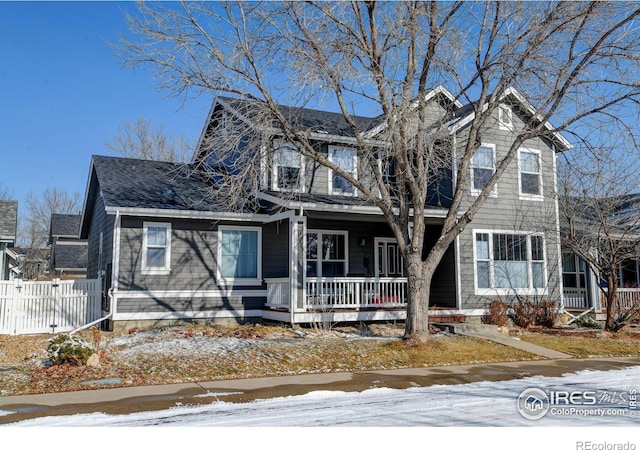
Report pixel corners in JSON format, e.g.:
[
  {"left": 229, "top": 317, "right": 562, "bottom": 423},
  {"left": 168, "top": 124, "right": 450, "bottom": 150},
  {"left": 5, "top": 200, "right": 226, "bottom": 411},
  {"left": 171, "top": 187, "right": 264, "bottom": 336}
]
[
  {"left": 306, "top": 231, "right": 348, "bottom": 277},
  {"left": 142, "top": 222, "right": 171, "bottom": 275},
  {"left": 474, "top": 231, "right": 546, "bottom": 293},
  {"left": 519, "top": 148, "right": 542, "bottom": 199},
  {"left": 329, "top": 146, "right": 357, "bottom": 195},
  {"left": 470, "top": 144, "right": 496, "bottom": 195},
  {"left": 273, "top": 144, "right": 303, "bottom": 191},
  {"left": 218, "top": 226, "right": 262, "bottom": 285}
]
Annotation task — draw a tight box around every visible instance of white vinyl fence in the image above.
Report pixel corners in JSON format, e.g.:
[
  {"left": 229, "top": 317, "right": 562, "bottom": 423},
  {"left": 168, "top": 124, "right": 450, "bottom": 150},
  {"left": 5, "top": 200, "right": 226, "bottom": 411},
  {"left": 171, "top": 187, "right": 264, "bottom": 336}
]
[{"left": 0, "top": 278, "right": 102, "bottom": 335}]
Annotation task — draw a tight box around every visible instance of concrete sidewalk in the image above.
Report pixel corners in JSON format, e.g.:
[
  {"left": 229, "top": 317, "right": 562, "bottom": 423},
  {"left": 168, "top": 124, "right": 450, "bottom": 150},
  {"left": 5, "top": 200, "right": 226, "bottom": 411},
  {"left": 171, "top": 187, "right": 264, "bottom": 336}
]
[
  {"left": 437, "top": 323, "right": 574, "bottom": 359},
  {"left": 2, "top": 357, "right": 640, "bottom": 425}
]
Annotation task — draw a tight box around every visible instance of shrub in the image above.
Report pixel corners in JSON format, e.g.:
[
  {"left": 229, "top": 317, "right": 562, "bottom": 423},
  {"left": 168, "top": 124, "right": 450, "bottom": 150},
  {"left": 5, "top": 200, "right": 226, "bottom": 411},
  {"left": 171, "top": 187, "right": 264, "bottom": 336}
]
[
  {"left": 535, "top": 299, "right": 559, "bottom": 328},
  {"left": 510, "top": 299, "right": 537, "bottom": 329},
  {"left": 482, "top": 299, "right": 510, "bottom": 327},
  {"left": 47, "top": 333, "right": 95, "bottom": 366},
  {"left": 510, "top": 299, "right": 559, "bottom": 329},
  {"left": 574, "top": 315, "right": 603, "bottom": 329}
]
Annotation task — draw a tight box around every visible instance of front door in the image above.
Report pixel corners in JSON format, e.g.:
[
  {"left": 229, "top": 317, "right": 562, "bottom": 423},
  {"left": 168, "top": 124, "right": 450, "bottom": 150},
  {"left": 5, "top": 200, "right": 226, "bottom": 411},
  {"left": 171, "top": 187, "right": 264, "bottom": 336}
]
[{"left": 375, "top": 238, "right": 404, "bottom": 277}]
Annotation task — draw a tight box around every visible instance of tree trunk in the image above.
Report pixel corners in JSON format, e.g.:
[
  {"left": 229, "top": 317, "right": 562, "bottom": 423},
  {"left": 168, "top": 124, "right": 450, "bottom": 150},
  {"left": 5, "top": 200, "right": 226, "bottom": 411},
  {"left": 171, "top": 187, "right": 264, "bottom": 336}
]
[
  {"left": 604, "top": 273, "right": 619, "bottom": 331},
  {"left": 404, "top": 253, "right": 438, "bottom": 341}
]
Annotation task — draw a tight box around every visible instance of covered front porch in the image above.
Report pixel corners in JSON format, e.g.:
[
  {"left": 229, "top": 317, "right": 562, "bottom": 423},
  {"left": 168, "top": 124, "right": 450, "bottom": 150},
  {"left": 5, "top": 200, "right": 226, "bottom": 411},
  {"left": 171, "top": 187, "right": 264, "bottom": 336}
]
[
  {"left": 264, "top": 276, "right": 408, "bottom": 322},
  {"left": 259, "top": 207, "right": 458, "bottom": 324}
]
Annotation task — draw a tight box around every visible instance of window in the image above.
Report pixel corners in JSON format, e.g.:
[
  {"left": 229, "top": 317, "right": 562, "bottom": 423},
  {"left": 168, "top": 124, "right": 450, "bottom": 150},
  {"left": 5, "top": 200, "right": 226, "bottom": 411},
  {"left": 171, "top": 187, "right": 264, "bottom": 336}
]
[
  {"left": 273, "top": 144, "right": 303, "bottom": 191},
  {"left": 218, "top": 226, "right": 262, "bottom": 285},
  {"left": 562, "top": 253, "right": 586, "bottom": 289},
  {"left": 519, "top": 148, "right": 542, "bottom": 198},
  {"left": 306, "top": 231, "right": 348, "bottom": 277},
  {"left": 474, "top": 231, "right": 546, "bottom": 292},
  {"left": 329, "top": 146, "right": 357, "bottom": 195},
  {"left": 470, "top": 144, "right": 496, "bottom": 195},
  {"left": 619, "top": 259, "right": 639, "bottom": 288},
  {"left": 498, "top": 104, "right": 513, "bottom": 130},
  {"left": 142, "top": 222, "right": 171, "bottom": 275}
]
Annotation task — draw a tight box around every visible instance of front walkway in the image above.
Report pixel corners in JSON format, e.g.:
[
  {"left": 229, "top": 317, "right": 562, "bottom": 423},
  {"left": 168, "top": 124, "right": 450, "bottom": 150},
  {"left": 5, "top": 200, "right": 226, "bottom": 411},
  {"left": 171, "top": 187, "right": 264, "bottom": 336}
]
[{"left": 438, "top": 323, "right": 574, "bottom": 359}]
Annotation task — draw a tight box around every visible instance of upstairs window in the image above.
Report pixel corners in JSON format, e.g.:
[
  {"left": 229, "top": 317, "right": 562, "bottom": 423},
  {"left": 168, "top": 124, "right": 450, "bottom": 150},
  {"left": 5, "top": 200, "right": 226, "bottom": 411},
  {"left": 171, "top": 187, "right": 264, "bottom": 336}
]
[
  {"left": 470, "top": 144, "right": 496, "bottom": 195},
  {"left": 519, "top": 148, "right": 542, "bottom": 199},
  {"left": 273, "top": 145, "right": 303, "bottom": 191},
  {"left": 329, "top": 146, "right": 357, "bottom": 195},
  {"left": 142, "top": 222, "right": 171, "bottom": 275}
]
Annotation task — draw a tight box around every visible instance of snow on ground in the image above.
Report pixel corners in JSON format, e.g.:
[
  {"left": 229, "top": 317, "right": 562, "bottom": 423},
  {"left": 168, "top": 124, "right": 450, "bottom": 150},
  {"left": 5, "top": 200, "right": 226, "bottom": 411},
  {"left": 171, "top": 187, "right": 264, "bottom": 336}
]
[
  {"left": 4, "top": 366, "right": 640, "bottom": 427},
  {"left": 3, "top": 366, "right": 640, "bottom": 449}
]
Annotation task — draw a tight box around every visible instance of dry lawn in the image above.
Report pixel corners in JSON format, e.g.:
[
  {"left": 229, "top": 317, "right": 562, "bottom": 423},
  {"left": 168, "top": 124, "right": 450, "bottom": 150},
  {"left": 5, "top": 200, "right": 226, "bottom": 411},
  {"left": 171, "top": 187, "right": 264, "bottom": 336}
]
[{"left": 1, "top": 322, "right": 640, "bottom": 397}]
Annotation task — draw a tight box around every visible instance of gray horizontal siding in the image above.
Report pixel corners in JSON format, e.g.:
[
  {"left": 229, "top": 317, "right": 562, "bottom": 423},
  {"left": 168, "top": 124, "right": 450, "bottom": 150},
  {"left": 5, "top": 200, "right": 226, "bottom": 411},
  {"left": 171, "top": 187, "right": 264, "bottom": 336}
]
[
  {"left": 116, "top": 294, "right": 266, "bottom": 314},
  {"left": 455, "top": 106, "right": 562, "bottom": 310},
  {"left": 117, "top": 218, "right": 288, "bottom": 291}
]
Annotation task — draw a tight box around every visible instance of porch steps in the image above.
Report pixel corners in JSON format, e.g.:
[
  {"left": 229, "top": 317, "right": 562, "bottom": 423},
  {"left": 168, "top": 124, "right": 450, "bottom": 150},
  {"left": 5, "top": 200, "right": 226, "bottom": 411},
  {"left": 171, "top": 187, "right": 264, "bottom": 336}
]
[{"left": 434, "top": 323, "right": 574, "bottom": 359}]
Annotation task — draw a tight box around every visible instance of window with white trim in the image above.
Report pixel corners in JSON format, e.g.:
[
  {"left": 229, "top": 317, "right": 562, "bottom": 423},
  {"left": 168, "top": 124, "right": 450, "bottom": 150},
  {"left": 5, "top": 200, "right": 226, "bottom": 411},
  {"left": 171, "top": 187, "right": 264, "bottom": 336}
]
[
  {"left": 562, "top": 253, "right": 587, "bottom": 289},
  {"left": 306, "top": 231, "right": 348, "bottom": 277},
  {"left": 470, "top": 144, "right": 496, "bottom": 195},
  {"left": 498, "top": 104, "right": 513, "bottom": 130},
  {"left": 474, "top": 231, "right": 546, "bottom": 292},
  {"left": 273, "top": 144, "right": 303, "bottom": 191},
  {"left": 329, "top": 146, "right": 357, "bottom": 195},
  {"left": 142, "top": 222, "right": 171, "bottom": 275},
  {"left": 217, "top": 226, "right": 262, "bottom": 285},
  {"left": 519, "top": 148, "right": 542, "bottom": 199}
]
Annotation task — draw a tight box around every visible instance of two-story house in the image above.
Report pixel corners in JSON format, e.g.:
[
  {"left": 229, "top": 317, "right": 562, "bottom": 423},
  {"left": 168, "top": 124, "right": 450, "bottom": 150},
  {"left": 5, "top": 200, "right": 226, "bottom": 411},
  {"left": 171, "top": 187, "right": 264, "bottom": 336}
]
[{"left": 79, "top": 85, "right": 571, "bottom": 331}]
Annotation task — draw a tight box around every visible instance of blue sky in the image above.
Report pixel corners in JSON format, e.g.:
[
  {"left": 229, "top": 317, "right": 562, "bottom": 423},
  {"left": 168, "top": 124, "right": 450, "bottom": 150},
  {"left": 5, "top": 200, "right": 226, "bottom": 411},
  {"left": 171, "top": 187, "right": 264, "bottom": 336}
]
[{"left": 0, "top": 1, "right": 212, "bottom": 225}]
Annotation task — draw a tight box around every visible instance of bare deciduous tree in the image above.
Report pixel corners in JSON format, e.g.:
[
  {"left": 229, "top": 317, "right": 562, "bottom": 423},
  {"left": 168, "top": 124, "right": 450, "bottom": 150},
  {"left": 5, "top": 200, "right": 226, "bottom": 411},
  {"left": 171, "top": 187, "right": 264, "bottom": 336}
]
[
  {"left": 559, "top": 128, "right": 640, "bottom": 331},
  {"left": 0, "top": 182, "right": 12, "bottom": 201},
  {"left": 118, "top": 1, "right": 640, "bottom": 340},
  {"left": 21, "top": 188, "right": 81, "bottom": 249},
  {"left": 105, "top": 117, "right": 191, "bottom": 162}
]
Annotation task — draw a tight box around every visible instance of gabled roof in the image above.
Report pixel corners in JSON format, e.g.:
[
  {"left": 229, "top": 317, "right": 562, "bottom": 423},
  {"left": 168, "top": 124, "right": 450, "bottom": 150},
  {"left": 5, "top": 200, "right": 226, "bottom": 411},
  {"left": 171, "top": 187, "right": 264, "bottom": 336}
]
[
  {"left": 80, "top": 155, "right": 272, "bottom": 237},
  {"left": 50, "top": 214, "right": 82, "bottom": 239},
  {"left": 0, "top": 200, "right": 18, "bottom": 243},
  {"left": 448, "top": 86, "right": 572, "bottom": 151},
  {"left": 199, "top": 85, "right": 572, "bottom": 154},
  {"left": 212, "top": 96, "right": 384, "bottom": 138},
  {"left": 561, "top": 193, "right": 640, "bottom": 237},
  {"left": 87, "top": 155, "right": 221, "bottom": 212},
  {"left": 52, "top": 244, "right": 87, "bottom": 272}
]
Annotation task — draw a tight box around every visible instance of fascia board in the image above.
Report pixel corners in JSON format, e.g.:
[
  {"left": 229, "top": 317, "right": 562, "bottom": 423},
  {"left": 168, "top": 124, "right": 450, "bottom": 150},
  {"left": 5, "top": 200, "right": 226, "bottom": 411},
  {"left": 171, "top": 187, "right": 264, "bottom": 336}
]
[{"left": 104, "top": 206, "right": 270, "bottom": 222}]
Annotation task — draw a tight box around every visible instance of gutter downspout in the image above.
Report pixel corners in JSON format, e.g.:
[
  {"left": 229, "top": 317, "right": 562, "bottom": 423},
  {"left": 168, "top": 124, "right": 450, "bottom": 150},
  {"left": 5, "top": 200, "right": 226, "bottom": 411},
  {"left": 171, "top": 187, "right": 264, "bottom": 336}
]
[{"left": 70, "top": 288, "right": 114, "bottom": 335}]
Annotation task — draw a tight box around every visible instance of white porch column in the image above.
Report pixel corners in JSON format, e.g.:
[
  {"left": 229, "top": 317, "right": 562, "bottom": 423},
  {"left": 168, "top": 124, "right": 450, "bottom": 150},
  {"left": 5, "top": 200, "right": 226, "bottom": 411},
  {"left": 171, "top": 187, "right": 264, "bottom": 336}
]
[{"left": 289, "top": 215, "right": 306, "bottom": 325}]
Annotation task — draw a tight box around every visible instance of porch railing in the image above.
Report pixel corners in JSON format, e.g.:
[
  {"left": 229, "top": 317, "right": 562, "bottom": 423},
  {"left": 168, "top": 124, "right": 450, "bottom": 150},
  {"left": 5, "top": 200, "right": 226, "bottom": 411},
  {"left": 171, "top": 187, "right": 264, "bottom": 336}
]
[
  {"left": 305, "top": 277, "right": 407, "bottom": 310},
  {"left": 265, "top": 277, "right": 408, "bottom": 310},
  {"left": 265, "top": 278, "right": 290, "bottom": 309},
  {"left": 603, "top": 288, "right": 640, "bottom": 310},
  {"left": 563, "top": 288, "right": 588, "bottom": 309}
]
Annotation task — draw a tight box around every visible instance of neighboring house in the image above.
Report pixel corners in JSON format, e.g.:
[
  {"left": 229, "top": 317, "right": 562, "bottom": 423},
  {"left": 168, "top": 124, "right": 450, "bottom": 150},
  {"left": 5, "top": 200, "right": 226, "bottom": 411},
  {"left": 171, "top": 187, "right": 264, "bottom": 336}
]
[
  {"left": 560, "top": 194, "right": 640, "bottom": 317},
  {"left": 49, "top": 214, "right": 88, "bottom": 279},
  {"left": 80, "top": 85, "right": 571, "bottom": 330},
  {"left": 14, "top": 247, "right": 50, "bottom": 280},
  {"left": 0, "top": 200, "right": 19, "bottom": 280}
]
